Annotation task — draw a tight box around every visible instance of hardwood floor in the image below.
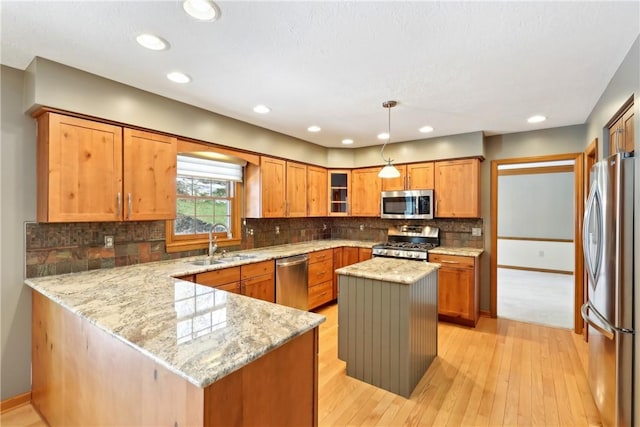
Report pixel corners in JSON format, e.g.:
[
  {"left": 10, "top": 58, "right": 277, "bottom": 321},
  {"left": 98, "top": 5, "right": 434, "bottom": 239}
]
[{"left": 2, "top": 302, "right": 600, "bottom": 426}]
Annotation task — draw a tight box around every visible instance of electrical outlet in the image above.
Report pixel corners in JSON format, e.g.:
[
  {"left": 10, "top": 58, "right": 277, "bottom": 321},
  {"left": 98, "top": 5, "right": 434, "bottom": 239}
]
[
  {"left": 275, "top": 226, "right": 280, "bottom": 234},
  {"left": 538, "top": 250, "right": 544, "bottom": 257},
  {"left": 104, "top": 235, "right": 114, "bottom": 249},
  {"left": 471, "top": 228, "right": 482, "bottom": 237},
  {"left": 359, "top": 224, "right": 364, "bottom": 231}
]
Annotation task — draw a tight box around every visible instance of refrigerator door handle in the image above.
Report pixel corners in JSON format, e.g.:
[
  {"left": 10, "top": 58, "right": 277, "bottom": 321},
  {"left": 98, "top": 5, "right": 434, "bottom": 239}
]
[
  {"left": 581, "top": 302, "right": 614, "bottom": 339},
  {"left": 582, "top": 184, "right": 602, "bottom": 287}
]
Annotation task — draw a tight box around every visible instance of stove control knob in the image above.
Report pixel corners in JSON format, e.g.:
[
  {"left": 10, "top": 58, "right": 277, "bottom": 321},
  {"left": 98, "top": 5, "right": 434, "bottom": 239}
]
[{"left": 392, "top": 250, "right": 400, "bottom": 257}]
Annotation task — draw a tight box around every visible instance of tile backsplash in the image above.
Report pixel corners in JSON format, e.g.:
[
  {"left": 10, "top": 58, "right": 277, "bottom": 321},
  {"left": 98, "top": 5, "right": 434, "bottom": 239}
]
[{"left": 25, "top": 217, "right": 483, "bottom": 278}]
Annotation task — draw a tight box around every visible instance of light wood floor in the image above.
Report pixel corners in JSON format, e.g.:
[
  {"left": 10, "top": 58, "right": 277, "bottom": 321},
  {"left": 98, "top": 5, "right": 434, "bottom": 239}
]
[{"left": 2, "top": 302, "right": 600, "bottom": 427}]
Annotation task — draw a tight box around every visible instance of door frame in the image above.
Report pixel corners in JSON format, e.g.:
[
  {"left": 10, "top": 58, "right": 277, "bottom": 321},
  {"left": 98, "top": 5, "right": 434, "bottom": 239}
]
[{"left": 490, "top": 152, "right": 584, "bottom": 334}]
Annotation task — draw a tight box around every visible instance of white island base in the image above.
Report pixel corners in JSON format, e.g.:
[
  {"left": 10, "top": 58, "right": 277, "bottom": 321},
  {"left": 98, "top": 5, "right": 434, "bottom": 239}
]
[{"left": 336, "top": 257, "right": 439, "bottom": 398}]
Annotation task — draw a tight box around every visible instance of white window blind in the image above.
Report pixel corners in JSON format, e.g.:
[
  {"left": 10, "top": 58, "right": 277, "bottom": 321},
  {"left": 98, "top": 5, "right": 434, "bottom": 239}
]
[{"left": 177, "top": 154, "right": 244, "bottom": 182}]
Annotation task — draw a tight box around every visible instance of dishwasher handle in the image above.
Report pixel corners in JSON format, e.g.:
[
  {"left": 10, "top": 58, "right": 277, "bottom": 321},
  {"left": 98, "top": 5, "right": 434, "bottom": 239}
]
[{"left": 276, "top": 255, "right": 308, "bottom": 268}]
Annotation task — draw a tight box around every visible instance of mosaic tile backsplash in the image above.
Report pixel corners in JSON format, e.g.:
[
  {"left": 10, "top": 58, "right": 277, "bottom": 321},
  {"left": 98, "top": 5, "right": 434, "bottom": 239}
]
[{"left": 25, "top": 217, "right": 483, "bottom": 278}]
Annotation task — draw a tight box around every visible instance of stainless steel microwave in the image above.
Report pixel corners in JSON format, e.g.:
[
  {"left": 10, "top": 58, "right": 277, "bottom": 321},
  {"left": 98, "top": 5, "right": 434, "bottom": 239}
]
[{"left": 380, "top": 189, "right": 434, "bottom": 219}]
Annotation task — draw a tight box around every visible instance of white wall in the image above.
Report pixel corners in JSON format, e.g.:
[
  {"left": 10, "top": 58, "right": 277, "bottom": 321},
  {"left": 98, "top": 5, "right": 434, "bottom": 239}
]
[{"left": 497, "top": 239, "right": 574, "bottom": 272}]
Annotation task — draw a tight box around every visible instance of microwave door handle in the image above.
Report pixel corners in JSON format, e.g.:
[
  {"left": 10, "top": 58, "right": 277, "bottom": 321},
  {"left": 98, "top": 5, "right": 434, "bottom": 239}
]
[{"left": 582, "top": 184, "right": 601, "bottom": 286}]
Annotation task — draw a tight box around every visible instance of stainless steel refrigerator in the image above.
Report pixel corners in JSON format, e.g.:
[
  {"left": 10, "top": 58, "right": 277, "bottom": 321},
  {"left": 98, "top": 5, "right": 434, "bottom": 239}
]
[{"left": 582, "top": 152, "right": 635, "bottom": 427}]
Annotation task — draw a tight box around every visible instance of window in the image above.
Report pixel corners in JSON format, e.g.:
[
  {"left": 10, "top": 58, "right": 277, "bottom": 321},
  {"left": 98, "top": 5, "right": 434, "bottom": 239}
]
[{"left": 166, "top": 153, "right": 244, "bottom": 252}]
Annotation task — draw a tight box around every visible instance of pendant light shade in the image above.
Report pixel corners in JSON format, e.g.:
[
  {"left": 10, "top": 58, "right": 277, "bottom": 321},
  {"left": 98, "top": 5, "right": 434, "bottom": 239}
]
[{"left": 378, "top": 100, "right": 400, "bottom": 179}]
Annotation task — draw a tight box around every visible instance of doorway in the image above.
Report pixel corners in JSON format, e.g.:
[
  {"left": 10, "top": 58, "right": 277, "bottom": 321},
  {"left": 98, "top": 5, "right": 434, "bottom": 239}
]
[{"left": 490, "top": 153, "right": 585, "bottom": 333}]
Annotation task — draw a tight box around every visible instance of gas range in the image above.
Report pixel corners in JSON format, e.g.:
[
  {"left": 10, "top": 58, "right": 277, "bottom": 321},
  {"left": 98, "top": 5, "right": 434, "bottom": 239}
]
[{"left": 372, "top": 225, "right": 439, "bottom": 261}]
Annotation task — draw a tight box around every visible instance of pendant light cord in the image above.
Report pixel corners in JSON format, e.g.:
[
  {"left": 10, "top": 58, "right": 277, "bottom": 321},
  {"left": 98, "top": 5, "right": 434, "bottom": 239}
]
[{"left": 380, "top": 100, "right": 397, "bottom": 164}]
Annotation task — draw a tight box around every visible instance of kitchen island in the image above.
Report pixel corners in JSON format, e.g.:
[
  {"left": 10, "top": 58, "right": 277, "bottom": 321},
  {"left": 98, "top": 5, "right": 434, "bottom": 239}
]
[
  {"left": 25, "top": 255, "right": 326, "bottom": 426},
  {"left": 336, "top": 257, "right": 439, "bottom": 398}
]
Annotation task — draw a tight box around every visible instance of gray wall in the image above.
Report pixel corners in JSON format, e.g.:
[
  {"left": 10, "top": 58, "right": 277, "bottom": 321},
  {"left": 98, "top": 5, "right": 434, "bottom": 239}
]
[
  {"left": 1, "top": 65, "right": 37, "bottom": 399},
  {"left": 497, "top": 172, "right": 574, "bottom": 239}
]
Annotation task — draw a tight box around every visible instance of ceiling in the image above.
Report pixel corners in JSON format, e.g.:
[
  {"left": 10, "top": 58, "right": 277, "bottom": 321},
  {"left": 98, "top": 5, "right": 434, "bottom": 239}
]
[{"left": 2, "top": 1, "right": 639, "bottom": 148}]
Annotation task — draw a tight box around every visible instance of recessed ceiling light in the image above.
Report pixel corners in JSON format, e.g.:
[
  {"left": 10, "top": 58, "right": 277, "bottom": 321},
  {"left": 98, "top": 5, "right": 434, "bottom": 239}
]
[
  {"left": 307, "top": 125, "right": 321, "bottom": 132},
  {"left": 182, "top": 0, "right": 221, "bottom": 21},
  {"left": 253, "top": 105, "right": 271, "bottom": 114},
  {"left": 342, "top": 139, "right": 354, "bottom": 145},
  {"left": 166, "top": 71, "right": 191, "bottom": 84},
  {"left": 136, "top": 33, "right": 169, "bottom": 51},
  {"left": 527, "top": 115, "right": 546, "bottom": 123},
  {"left": 377, "top": 132, "right": 389, "bottom": 140},
  {"left": 419, "top": 126, "right": 434, "bottom": 133}
]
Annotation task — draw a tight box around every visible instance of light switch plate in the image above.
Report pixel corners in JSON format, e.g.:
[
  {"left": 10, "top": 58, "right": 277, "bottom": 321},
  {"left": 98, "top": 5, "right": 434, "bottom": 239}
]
[{"left": 471, "top": 228, "right": 482, "bottom": 237}]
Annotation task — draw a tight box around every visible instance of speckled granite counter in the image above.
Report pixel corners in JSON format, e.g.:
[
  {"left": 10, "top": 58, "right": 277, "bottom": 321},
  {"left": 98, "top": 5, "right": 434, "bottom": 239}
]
[
  {"left": 25, "top": 239, "right": 377, "bottom": 389},
  {"left": 335, "top": 257, "right": 440, "bottom": 284},
  {"left": 429, "top": 246, "right": 484, "bottom": 257}
]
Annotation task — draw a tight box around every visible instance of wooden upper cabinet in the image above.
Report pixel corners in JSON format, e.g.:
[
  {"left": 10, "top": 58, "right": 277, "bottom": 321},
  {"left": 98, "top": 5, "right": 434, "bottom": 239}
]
[
  {"left": 259, "top": 157, "right": 287, "bottom": 217},
  {"left": 351, "top": 167, "right": 382, "bottom": 216},
  {"left": 434, "top": 158, "right": 480, "bottom": 218},
  {"left": 381, "top": 162, "right": 435, "bottom": 191},
  {"left": 286, "top": 161, "right": 307, "bottom": 217},
  {"left": 307, "top": 166, "right": 328, "bottom": 217},
  {"left": 37, "top": 113, "right": 123, "bottom": 222},
  {"left": 246, "top": 156, "right": 310, "bottom": 218},
  {"left": 123, "top": 129, "right": 177, "bottom": 221},
  {"left": 407, "top": 162, "right": 435, "bottom": 189},
  {"left": 609, "top": 102, "right": 634, "bottom": 155}
]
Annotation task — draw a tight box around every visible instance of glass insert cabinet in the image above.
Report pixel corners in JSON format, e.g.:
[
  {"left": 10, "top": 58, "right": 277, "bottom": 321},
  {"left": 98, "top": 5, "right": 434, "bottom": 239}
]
[{"left": 329, "top": 170, "right": 350, "bottom": 215}]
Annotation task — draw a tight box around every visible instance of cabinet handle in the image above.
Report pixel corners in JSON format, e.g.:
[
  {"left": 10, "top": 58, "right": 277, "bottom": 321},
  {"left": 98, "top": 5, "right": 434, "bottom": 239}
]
[
  {"left": 438, "top": 260, "right": 459, "bottom": 264},
  {"left": 127, "top": 193, "right": 132, "bottom": 220},
  {"left": 117, "top": 192, "right": 122, "bottom": 218}
]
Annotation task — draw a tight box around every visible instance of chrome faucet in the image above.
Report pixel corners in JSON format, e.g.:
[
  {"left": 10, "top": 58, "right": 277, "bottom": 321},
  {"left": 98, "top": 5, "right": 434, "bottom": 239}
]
[
  {"left": 208, "top": 229, "right": 218, "bottom": 257},
  {"left": 208, "top": 223, "right": 228, "bottom": 257}
]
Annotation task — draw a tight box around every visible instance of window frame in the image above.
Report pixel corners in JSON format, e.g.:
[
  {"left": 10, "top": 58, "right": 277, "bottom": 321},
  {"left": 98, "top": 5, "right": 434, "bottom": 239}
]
[{"left": 166, "top": 139, "right": 248, "bottom": 253}]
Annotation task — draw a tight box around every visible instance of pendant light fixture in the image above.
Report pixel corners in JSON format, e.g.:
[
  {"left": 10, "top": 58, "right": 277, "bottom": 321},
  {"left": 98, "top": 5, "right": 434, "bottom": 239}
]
[{"left": 378, "top": 100, "right": 401, "bottom": 179}]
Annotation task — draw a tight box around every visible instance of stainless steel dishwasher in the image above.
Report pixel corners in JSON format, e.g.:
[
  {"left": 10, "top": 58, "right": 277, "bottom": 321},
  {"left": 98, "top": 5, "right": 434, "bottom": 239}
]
[{"left": 275, "top": 254, "right": 309, "bottom": 310}]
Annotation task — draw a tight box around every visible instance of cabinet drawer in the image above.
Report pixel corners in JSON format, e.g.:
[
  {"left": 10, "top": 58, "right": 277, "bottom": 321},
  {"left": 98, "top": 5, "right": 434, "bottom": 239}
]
[
  {"left": 196, "top": 267, "right": 241, "bottom": 286},
  {"left": 308, "top": 249, "right": 333, "bottom": 264},
  {"left": 308, "top": 259, "right": 333, "bottom": 287},
  {"left": 308, "top": 280, "right": 333, "bottom": 310},
  {"left": 241, "top": 260, "right": 275, "bottom": 279},
  {"left": 429, "top": 254, "right": 474, "bottom": 269},
  {"left": 215, "top": 281, "right": 241, "bottom": 294}
]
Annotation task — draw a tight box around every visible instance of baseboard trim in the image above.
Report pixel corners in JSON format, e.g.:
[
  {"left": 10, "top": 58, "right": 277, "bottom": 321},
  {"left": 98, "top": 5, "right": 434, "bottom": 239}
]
[
  {"left": 480, "top": 310, "right": 492, "bottom": 318},
  {"left": 0, "top": 391, "right": 31, "bottom": 413}
]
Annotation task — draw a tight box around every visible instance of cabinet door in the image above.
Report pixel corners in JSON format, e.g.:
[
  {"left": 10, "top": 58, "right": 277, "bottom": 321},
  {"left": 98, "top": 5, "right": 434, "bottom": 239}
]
[
  {"left": 437, "top": 266, "right": 474, "bottom": 321},
  {"left": 261, "top": 157, "right": 286, "bottom": 217},
  {"left": 328, "top": 170, "right": 350, "bottom": 215},
  {"left": 286, "top": 161, "right": 307, "bottom": 217},
  {"left": 407, "top": 162, "right": 434, "bottom": 189},
  {"left": 434, "top": 158, "right": 480, "bottom": 218},
  {"left": 242, "top": 275, "right": 275, "bottom": 303},
  {"left": 351, "top": 167, "right": 382, "bottom": 216},
  {"left": 381, "top": 165, "right": 407, "bottom": 192},
  {"left": 215, "top": 281, "right": 241, "bottom": 294},
  {"left": 358, "top": 248, "right": 372, "bottom": 262},
  {"left": 342, "top": 247, "right": 359, "bottom": 266},
  {"left": 123, "top": 129, "right": 177, "bottom": 221},
  {"left": 307, "top": 166, "right": 328, "bottom": 217},
  {"left": 38, "top": 113, "right": 123, "bottom": 222}
]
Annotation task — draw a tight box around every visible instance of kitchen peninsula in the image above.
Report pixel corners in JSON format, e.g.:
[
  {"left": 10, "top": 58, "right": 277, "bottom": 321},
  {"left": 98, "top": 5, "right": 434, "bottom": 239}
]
[
  {"left": 26, "top": 254, "right": 326, "bottom": 426},
  {"left": 336, "top": 257, "right": 439, "bottom": 397}
]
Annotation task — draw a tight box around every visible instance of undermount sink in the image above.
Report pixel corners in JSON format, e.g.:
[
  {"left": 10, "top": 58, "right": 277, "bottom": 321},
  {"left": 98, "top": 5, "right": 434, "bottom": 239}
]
[
  {"left": 190, "top": 254, "right": 257, "bottom": 266},
  {"left": 190, "top": 258, "right": 225, "bottom": 266}
]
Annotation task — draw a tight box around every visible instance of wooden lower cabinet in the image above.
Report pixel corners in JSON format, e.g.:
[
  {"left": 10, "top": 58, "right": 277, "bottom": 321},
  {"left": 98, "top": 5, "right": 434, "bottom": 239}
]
[
  {"left": 430, "top": 253, "right": 480, "bottom": 327},
  {"left": 196, "top": 267, "right": 241, "bottom": 294},
  {"left": 308, "top": 249, "right": 334, "bottom": 309},
  {"left": 32, "top": 291, "right": 319, "bottom": 427},
  {"left": 241, "top": 260, "right": 275, "bottom": 303}
]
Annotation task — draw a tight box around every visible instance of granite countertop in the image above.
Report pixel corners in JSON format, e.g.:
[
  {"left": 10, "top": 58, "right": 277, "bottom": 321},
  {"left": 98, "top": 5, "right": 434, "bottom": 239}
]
[
  {"left": 428, "top": 246, "right": 484, "bottom": 257},
  {"left": 24, "top": 239, "right": 377, "bottom": 389},
  {"left": 335, "top": 257, "right": 440, "bottom": 284}
]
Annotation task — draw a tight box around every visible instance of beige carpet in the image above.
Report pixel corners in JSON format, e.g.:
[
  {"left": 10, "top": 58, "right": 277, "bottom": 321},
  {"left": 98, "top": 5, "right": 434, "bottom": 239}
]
[{"left": 497, "top": 268, "right": 574, "bottom": 329}]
